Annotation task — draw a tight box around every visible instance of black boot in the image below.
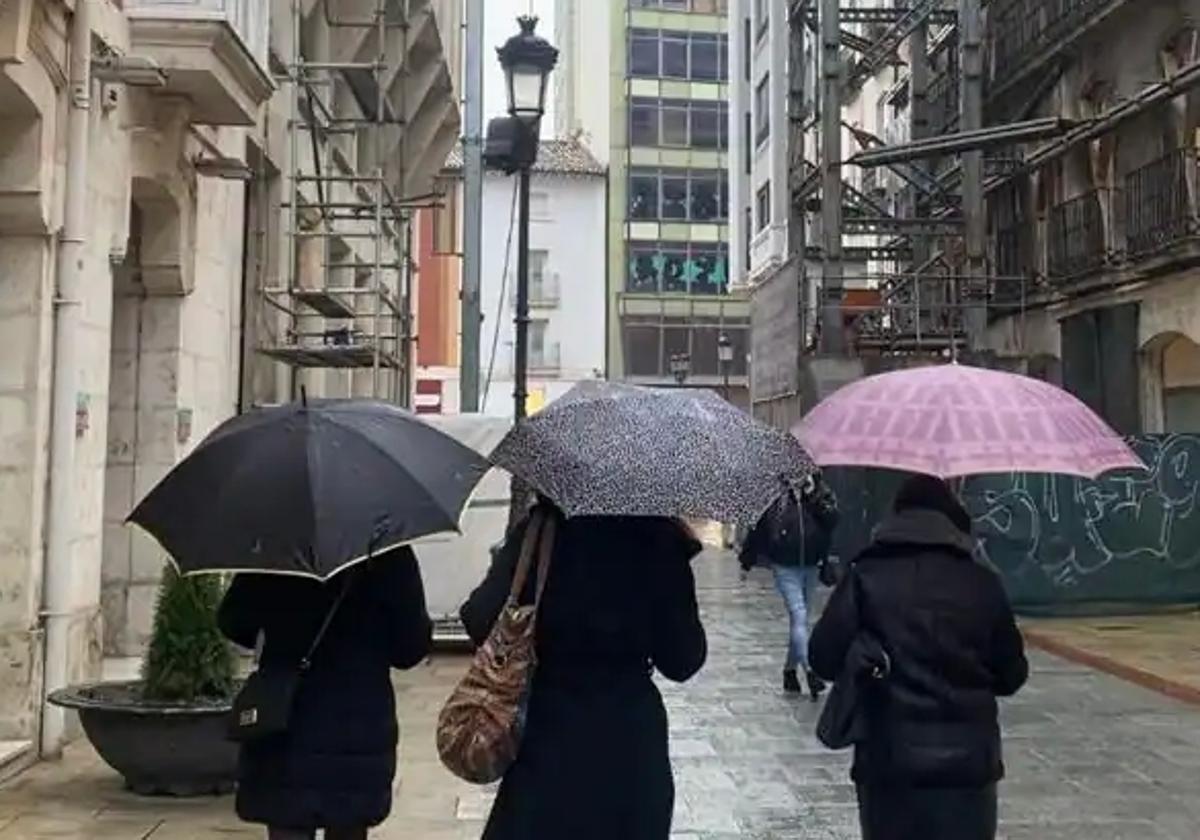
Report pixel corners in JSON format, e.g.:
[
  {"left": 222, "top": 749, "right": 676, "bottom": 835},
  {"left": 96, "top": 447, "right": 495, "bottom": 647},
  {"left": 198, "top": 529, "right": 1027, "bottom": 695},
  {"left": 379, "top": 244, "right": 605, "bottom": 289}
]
[
  {"left": 783, "top": 669, "right": 803, "bottom": 694},
  {"left": 806, "top": 670, "right": 827, "bottom": 702}
]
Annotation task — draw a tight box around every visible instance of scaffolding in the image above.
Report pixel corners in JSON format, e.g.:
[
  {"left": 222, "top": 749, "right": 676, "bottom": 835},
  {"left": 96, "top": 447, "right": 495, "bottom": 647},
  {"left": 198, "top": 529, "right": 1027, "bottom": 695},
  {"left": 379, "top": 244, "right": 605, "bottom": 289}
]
[
  {"left": 783, "top": 0, "right": 1200, "bottom": 360},
  {"left": 258, "top": 0, "right": 415, "bottom": 405}
]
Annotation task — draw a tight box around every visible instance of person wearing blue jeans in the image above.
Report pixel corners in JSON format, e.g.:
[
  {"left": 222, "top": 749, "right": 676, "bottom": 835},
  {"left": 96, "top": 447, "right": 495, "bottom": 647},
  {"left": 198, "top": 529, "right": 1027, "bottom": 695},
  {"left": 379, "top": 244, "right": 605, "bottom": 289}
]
[
  {"left": 739, "top": 474, "right": 839, "bottom": 699},
  {"left": 772, "top": 562, "right": 822, "bottom": 697}
]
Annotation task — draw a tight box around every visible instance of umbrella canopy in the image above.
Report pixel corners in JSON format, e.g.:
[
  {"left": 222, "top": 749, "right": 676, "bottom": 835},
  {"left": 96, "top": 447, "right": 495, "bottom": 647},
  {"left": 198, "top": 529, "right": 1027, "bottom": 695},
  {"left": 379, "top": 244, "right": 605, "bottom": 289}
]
[
  {"left": 490, "top": 381, "right": 815, "bottom": 528},
  {"left": 129, "top": 399, "right": 489, "bottom": 579},
  {"left": 794, "top": 364, "right": 1143, "bottom": 479}
]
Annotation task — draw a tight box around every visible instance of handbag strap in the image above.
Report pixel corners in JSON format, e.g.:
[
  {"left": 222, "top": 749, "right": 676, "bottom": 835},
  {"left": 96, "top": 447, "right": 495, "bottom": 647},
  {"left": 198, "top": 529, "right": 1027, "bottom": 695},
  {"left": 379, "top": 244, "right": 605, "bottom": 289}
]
[
  {"left": 299, "top": 573, "right": 355, "bottom": 671},
  {"left": 506, "top": 510, "right": 557, "bottom": 608}
]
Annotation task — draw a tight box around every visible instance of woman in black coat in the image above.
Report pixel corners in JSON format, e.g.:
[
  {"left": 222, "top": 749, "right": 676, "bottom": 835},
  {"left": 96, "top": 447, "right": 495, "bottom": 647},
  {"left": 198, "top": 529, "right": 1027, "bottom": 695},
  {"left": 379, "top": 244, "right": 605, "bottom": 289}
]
[
  {"left": 460, "top": 503, "right": 708, "bottom": 840},
  {"left": 809, "top": 475, "right": 1028, "bottom": 840},
  {"left": 218, "top": 547, "right": 432, "bottom": 840}
]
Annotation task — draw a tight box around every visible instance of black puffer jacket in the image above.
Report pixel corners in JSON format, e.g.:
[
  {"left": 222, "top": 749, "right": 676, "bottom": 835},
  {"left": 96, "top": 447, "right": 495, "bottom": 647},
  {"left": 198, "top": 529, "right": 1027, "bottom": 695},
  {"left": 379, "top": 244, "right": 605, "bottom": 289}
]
[
  {"left": 740, "top": 477, "right": 839, "bottom": 570},
  {"left": 218, "top": 548, "right": 432, "bottom": 830},
  {"left": 809, "top": 505, "right": 1028, "bottom": 788}
]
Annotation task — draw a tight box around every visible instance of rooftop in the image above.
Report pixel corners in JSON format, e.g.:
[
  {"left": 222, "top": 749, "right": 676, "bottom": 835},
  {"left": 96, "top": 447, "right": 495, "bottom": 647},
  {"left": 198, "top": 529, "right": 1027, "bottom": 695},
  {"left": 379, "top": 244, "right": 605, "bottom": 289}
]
[{"left": 444, "top": 137, "right": 606, "bottom": 177}]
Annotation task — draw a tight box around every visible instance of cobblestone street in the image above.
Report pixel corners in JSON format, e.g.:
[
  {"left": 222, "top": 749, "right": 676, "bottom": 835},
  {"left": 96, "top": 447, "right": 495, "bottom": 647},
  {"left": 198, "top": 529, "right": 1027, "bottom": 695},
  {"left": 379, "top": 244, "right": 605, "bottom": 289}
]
[{"left": 1, "top": 554, "right": 1197, "bottom": 839}]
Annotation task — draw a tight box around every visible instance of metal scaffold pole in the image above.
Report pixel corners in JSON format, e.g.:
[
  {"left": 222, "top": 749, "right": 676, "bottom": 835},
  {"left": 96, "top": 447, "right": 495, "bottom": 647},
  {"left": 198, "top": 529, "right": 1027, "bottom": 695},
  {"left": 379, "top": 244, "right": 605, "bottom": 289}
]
[
  {"left": 788, "top": 1, "right": 809, "bottom": 348},
  {"left": 818, "top": 0, "right": 844, "bottom": 353},
  {"left": 460, "top": 0, "right": 484, "bottom": 412},
  {"left": 959, "top": 0, "right": 986, "bottom": 349}
]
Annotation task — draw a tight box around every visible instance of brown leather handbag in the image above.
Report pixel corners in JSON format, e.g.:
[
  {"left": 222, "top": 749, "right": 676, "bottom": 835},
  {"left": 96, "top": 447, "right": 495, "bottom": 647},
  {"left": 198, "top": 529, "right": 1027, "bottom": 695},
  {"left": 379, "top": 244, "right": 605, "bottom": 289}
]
[{"left": 436, "top": 510, "right": 557, "bottom": 784}]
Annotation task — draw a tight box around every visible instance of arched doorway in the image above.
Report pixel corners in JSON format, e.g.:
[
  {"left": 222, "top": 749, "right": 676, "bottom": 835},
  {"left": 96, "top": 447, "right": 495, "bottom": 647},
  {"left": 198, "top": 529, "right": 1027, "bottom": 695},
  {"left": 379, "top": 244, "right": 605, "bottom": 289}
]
[{"left": 1161, "top": 334, "right": 1200, "bottom": 431}]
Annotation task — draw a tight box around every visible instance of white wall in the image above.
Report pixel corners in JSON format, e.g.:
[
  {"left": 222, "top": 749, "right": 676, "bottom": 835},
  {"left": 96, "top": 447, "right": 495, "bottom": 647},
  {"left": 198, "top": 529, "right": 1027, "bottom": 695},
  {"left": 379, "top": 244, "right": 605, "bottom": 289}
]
[
  {"left": 477, "top": 169, "right": 607, "bottom": 417},
  {"left": 553, "top": 0, "right": 612, "bottom": 162},
  {"left": 731, "top": 0, "right": 796, "bottom": 288}
]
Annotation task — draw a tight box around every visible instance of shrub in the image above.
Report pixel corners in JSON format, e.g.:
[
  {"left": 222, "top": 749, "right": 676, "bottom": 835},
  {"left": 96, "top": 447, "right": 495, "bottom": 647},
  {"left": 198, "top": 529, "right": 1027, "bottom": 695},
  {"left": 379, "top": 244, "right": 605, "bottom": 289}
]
[{"left": 141, "top": 567, "right": 236, "bottom": 703}]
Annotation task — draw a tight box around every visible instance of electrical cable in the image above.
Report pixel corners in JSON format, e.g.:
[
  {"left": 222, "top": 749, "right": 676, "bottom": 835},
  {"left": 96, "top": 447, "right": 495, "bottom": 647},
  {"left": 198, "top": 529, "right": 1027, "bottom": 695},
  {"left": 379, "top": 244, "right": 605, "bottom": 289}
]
[{"left": 481, "top": 177, "right": 520, "bottom": 411}]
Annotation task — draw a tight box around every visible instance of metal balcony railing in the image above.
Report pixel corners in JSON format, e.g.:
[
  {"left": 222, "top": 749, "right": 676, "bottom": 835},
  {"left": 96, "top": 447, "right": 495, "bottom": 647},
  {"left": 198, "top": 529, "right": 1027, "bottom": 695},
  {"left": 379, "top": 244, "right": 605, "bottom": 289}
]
[
  {"left": 529, "top": 343, "right": 562, "bottom": 373},
  {"left": 510, "top": 272, "right": 561, "bottom": 307},
  {"left": 1124, "top": 149, "right": 1200, "bottom": 257},
  {"left": 1046, "top": 189, "right": 1116, "bottom": 282},
  {"left": 991, "top": 223, "right": 1035, "bottom": 304},
  {"left": 990, "top": 0, "right": 1123, "bottom": 89},
  {"left": 126, "top": 0, "right": 269, "bottom": 71}
]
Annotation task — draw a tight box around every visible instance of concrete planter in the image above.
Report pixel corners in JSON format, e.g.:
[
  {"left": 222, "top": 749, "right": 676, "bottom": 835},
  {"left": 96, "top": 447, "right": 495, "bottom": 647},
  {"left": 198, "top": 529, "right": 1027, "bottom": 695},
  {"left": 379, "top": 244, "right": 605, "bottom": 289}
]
[{"left": 49, "top": 681, "right": 238, "bottom": 796}]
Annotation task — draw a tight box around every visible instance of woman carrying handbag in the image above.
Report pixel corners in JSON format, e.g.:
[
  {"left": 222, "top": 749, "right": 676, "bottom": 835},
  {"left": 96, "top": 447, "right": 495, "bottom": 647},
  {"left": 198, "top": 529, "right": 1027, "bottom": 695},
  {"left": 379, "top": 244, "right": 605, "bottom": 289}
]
[{"left": 454, "top": 500, "right": 708, "bottom": 840}]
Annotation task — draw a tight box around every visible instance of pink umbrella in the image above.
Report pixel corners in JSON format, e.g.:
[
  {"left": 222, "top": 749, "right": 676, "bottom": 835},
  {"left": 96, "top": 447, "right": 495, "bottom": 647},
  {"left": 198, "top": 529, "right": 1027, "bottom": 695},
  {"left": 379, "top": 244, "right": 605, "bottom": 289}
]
[{"left": 794, "top": 364, "right": 1143, "bottom": 479}]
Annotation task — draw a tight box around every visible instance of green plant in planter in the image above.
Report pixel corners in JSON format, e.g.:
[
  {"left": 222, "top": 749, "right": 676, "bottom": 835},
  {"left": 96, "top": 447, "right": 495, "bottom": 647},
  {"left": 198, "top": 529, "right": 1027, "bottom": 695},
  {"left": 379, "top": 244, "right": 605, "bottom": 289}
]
[{"left": 141, "top": 566, "right": 236, "bottom": 703}]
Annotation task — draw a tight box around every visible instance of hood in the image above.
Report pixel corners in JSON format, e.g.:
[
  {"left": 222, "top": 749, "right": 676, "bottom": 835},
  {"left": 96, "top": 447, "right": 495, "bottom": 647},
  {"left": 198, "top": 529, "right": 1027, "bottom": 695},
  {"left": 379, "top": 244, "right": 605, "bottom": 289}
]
[{"left": 870, "top": 508, "right": 977, "bottom": 558}]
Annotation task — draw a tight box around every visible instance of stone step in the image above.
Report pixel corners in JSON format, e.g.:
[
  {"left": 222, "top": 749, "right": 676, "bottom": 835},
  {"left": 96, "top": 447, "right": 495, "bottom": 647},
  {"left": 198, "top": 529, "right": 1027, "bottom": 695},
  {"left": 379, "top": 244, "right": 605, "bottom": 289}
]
[{"left": 0, "top": 740, "right": 33, "bottom": 784}]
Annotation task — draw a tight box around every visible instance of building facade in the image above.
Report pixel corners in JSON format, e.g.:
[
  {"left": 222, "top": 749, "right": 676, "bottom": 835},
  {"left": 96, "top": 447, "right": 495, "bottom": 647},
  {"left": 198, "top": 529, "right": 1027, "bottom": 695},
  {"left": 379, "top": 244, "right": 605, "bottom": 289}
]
[
  {"left": 0, "top": 0, "right": 460, "bottom": 761},
  {"left": 556, "top": 0, "right": 749, "bottom": 404},
  {"left": 422, "top": 140, "right": 608, "bottom": 417},
  {"left": 735, "top": 0, "right": 1200, "bottom": 438},
  {"left": 978, "top": 0, "right": 1200, "bottom": 436}
]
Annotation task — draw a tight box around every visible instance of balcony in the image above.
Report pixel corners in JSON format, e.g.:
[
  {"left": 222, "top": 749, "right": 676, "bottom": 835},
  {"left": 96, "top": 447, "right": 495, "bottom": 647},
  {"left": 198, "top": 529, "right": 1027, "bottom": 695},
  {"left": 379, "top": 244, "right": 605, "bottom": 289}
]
[
  {"left": 510, "top": 272, "right": 561, "bottom": 308},
  {"left": 1047, "top": 189, "right": 1117, "bottom": 283},
  {"left": 989, "top": 0, "right": 1129, "bottom": 96},
  {"left": 1125, "top": 149, "right": 1200, "bottom": 258},
  {"left": 529, "top": 343, "right": 562, "bottom": 375},
  {"left": 126, "top": 0, "right": 272, "bottom": 125}
]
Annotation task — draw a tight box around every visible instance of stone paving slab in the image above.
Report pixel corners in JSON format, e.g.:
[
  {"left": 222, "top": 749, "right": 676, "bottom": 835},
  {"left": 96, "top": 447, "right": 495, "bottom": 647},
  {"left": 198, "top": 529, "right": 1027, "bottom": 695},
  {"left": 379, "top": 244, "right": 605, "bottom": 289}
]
[{"left": 0, "top": 554, "right": 1197, "bottom": 838}]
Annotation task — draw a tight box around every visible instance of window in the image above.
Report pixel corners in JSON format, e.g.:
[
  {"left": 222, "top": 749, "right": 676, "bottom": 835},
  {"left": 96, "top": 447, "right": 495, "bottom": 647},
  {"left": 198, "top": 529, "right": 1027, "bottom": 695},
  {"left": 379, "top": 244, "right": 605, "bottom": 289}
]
[
  {"left": 635, "top": 0, "right": 729, "bottom": 15},
  {"left": 661, "top": 100, "right": 690, "bottom": 146},
  {"left": 691, "top": 101, "right": 722, "bottom": 149},
  {"left": 630, "top": 100, "right": 659, "bottom": 146},
  {"left": 626, "top": 241, "right": 730, "bottom": 295},
  {"left": 755, "top": 75, "right": 770, "bottom": 145},
  {"left": 690, "top": 33, "right": 722, "bottom": 81},
  {"left": 742, "top": 19, "right": 752, "bottom": 81},
  {"left": 621, "top": 314, "right": 749, "bottom": 380},
  {"left": 630, "top": 29, "right": 660, "bottom": 76},
  {"left": 626, "top": 30, "right": 729, "bottom": 82},
  {"left": 626, "top": 168, "right": 729, "bottom": 223},
  {"left": 530, "top": 191, "right": 550, "bottom": 218},
  {"left": 756, "top": 183, "right": 770, "bottom": 232},
  {"left": 529, "top": 250, "right": 549, "bottom": 286},
  {"left": 742, "top": 111, "right": 752, "bottom": 175},
  {"left": 628, "top": 98, "right": 730, "bottom": 150}
]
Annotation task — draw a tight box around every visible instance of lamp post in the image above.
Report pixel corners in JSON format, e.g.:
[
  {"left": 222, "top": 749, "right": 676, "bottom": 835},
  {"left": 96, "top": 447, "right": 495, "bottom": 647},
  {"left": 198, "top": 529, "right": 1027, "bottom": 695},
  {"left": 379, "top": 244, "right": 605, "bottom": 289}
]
[
  {"left": 717, "top": 332, "right": 733, "bottom": 402},
  {"left": 670, "top": 352, "right": 691, "bottom": 386},
  {"left": 497, "top": 16, "right": 558, "bottom": 422}
]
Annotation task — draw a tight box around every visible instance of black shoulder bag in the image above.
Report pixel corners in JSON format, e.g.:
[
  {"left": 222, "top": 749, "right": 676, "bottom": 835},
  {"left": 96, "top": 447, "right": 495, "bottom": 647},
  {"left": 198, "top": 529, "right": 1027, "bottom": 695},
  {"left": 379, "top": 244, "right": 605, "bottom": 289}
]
[{"left": 228, "top": 577, "right": 354, "bottom": 744}]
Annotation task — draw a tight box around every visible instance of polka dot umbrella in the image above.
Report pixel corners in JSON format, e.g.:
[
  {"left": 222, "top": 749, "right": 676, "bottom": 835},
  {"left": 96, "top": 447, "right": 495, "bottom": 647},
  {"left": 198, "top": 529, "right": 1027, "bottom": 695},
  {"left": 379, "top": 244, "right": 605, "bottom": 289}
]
[{"left": 490, "top": 381, "right": 816, "bottom": 528}]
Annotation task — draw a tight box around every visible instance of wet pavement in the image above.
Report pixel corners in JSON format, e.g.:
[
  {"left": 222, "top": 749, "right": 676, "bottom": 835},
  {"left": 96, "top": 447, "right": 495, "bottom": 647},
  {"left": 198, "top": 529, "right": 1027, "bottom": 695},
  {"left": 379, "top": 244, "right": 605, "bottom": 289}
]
[{"left": 1, "top": 553, "right": 1197, "bottom": 838}]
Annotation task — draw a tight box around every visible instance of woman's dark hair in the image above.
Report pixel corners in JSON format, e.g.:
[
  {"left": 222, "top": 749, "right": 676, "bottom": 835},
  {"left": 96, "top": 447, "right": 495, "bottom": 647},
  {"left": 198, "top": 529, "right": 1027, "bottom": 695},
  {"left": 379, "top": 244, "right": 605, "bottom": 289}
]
[{"left": 893, "top": 474, "right": 972, "bottom": 534}]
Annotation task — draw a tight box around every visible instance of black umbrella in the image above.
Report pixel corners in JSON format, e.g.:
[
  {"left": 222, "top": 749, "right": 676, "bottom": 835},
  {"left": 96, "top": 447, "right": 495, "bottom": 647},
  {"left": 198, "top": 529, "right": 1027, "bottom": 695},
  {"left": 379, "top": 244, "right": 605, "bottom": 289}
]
[
  {"left": 129, "top": 399, "right": 488, "bottom": 579},
  {"left": 490, "top": 381, "right": 815, "bottom": 528}
]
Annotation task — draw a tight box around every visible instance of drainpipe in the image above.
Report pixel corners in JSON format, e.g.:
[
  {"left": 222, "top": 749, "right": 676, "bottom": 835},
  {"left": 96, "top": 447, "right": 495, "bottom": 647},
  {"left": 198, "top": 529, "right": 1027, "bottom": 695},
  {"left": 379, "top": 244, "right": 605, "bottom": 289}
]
[{"left": 41, "top": 0, "right": 92, "bottom": 757}]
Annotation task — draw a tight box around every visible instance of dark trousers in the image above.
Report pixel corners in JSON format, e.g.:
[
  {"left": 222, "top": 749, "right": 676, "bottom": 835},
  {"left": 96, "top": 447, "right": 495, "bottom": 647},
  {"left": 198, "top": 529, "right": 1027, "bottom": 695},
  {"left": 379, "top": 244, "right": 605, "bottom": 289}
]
[{"left": 856, "top": 783, "right": 997, "bottom": 840}]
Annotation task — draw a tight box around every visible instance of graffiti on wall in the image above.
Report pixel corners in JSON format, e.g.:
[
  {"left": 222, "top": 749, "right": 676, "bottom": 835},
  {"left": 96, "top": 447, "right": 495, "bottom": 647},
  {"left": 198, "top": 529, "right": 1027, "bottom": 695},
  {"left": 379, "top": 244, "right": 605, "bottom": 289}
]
[{"left": 962, "top": 434, "right": 1200, "bottom": 607}]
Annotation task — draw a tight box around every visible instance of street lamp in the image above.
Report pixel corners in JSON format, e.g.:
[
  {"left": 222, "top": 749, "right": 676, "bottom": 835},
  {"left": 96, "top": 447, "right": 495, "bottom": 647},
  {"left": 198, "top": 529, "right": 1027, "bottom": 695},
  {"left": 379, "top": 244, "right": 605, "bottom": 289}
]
[
  {"left": 497, "top": 16, "right": 558, "bottom": 122},
  {"left": 495, "top": 16, "right": 558, "bottom": 423},
  {"left": 717, "top": 332, "right": 733, "bottom": 401},
  {"left": 670, "top": 353, "right": 691, "bottom": 386}
]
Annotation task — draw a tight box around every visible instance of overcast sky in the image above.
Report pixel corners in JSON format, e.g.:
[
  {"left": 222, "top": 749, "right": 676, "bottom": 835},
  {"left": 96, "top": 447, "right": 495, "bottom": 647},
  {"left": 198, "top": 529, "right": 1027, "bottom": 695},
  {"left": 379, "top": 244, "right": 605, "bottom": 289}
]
[{"left": 482, "top": 0, "right": 558, "bottom": 135}]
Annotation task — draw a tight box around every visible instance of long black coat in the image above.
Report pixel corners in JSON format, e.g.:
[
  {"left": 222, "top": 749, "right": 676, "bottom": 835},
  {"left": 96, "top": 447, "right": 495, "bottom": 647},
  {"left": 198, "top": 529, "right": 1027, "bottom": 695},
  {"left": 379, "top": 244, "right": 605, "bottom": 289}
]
[
  {"left": 218, "top": 548, "right": 432, "bottom": 830},
  {"left": 809, "top": 508, "right": 1028, "bottom": 789},
  {"left": 461, "top": 510, "right": 707, "bottom": 840}
]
